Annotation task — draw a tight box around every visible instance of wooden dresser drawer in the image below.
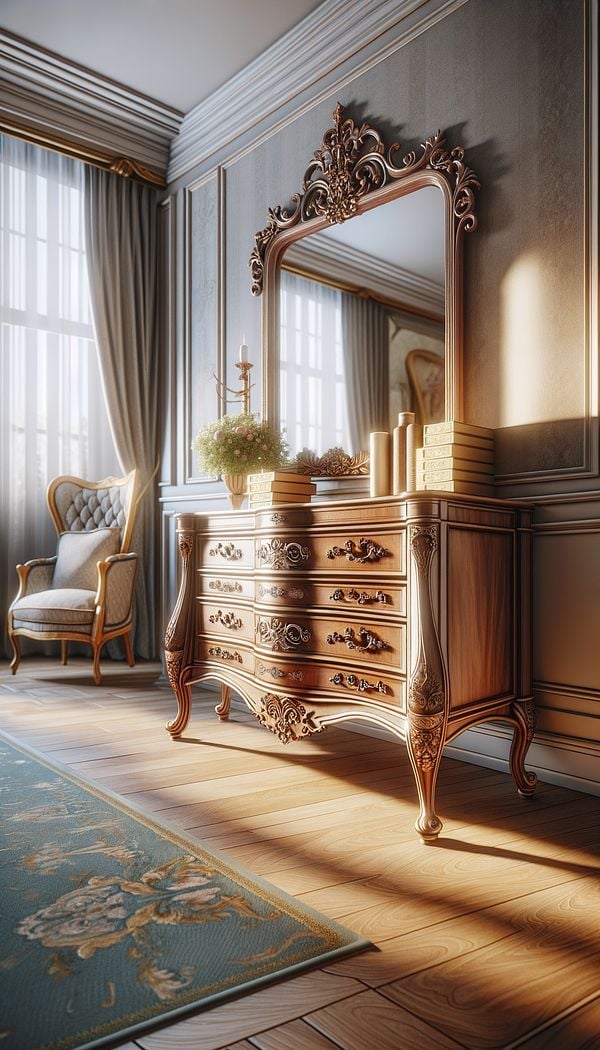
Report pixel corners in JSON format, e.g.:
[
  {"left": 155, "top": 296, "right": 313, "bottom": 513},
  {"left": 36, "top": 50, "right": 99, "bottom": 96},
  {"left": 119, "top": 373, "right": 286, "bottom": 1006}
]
[
  {"left": 195, "top": 638, "right": 254, "bottom": 674},
  {"left": 254, "top": 612, "right": 405, "bottom": 671},
  {"left": 201, "top": 536, "right": 254, "bottom": 569},
  {"left": 256, "top": 578, "right": 406, "bottom": 616},
  {"left": 197, "top": 601, "right": 254, "bottom": 642},
  {"left": 255, "top": 655, "right": 405, "bottom": 707},
  {"left": 255, "top": 531, "right": 405, "bottom": 574},
  {"left": 200, "top": 573, "right": 255, "bottom": 601}
]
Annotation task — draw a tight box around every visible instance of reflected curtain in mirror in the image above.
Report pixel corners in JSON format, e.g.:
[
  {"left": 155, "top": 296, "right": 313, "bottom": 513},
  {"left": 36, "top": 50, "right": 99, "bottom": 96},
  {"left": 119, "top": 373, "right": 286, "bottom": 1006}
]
[{"left": 342, "top": 293, "right": 389, "bottom": 453}]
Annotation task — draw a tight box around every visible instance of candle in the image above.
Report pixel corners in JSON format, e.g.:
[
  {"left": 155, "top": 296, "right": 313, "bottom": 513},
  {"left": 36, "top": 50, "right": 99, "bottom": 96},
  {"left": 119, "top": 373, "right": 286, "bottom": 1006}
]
[
  {"left": 239, "top": 337, "right": 248, "bottom": 363},
  {"left": 369, "top": 431, "right": 391, "bottom": 498}
]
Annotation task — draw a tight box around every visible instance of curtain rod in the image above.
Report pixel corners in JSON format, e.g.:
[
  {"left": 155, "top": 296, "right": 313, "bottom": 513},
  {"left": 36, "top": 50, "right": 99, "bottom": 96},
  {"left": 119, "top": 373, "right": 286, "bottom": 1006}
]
[
  {"left": 0, "top": 117, "right": 166, "bottom": 188},
  {"left": 280, "top": 261, "right": 444, "bottom": 325}
]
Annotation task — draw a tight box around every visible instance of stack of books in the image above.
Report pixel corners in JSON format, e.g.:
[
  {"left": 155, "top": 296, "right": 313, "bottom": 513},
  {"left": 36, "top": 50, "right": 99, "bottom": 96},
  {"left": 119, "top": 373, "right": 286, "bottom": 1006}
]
[
  {"left": 416, "top": 421, "right": 495, "bottom": 497},
  {"left": 248, "top": 470, "right": 317, "bottom": 508}
]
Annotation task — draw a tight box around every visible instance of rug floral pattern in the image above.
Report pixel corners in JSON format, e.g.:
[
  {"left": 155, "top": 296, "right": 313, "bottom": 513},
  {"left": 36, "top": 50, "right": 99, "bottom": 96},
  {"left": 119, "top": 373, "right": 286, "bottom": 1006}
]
[{"left": 0, "top": 736, "right": 368, "bottom": 1050}]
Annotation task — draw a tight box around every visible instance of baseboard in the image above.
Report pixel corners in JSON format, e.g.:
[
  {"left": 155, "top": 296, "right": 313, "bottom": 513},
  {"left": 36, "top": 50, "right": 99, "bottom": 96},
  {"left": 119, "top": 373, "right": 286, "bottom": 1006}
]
[{"left": 339, "top": 719, "right": 600, "bottom": 797}]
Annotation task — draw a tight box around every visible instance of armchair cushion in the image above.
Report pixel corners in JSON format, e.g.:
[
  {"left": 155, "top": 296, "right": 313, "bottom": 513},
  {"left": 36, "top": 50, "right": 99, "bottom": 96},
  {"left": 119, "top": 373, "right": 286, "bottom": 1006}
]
[
  {"left": 11, "top": 589, "right": 96, "bottom": 626},
  {"left": 53, "top": 529, "right": 120, "bottom": 591}
]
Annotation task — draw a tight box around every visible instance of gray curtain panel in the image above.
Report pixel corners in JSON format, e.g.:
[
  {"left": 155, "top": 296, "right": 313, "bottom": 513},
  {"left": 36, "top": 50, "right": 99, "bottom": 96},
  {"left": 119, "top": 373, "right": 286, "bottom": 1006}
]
[
  {"left": 342, "top": 292, "right": 390, "bottom": 452},
  {"left": 84, "top": 168, "right": 159, "bottom": 659}
]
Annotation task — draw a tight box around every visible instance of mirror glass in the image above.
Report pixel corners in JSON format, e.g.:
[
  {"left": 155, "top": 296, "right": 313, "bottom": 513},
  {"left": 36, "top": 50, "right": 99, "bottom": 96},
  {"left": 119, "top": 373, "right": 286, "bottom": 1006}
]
[{"left": 277, "top": 186, "right": 445, "bottom": 460}]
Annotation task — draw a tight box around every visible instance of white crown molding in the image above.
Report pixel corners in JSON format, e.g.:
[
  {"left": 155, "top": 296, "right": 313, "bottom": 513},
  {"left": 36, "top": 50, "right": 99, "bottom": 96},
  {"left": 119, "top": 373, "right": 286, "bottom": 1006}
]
[
  {"left": 0, "top": 29, "right": 183, "bottom": 175},
  {"left": 284, "top": 235, "right": 445, "bottom": 319},
  {"left": 167, "top": 0, "right": 469, "bottom": 183}
]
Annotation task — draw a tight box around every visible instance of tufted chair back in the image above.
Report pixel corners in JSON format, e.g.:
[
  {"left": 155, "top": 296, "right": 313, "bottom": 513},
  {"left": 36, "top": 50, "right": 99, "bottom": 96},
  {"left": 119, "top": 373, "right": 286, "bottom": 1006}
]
[{"left": 47, "top": 470, "right": 140, "bottom": 553}]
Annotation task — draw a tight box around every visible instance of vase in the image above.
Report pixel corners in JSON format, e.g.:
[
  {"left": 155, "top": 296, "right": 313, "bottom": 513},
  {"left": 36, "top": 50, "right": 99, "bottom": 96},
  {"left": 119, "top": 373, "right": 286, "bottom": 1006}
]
[{"left": 222, "top": 473, "right": 247, "bottom": 509}]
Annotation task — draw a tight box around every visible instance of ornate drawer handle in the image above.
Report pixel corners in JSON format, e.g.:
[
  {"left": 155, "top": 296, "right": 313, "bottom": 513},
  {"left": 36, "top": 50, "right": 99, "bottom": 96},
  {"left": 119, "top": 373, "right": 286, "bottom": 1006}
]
[
  {"left": 256, "top": 617, "right": 311, "bottom": 652},
  {"left": 258, "top": 662, "right": 304, "bottom": 682},
  {"left": 256, "top": 539, "right": 311, "bottom": 569},
  {"left": 208, "top": 646, "right": 242, "bottom": 663},
  {"left": 326, "top": 626, "right": 390, "bottom": 653},
  {"left": 259, "top": 584, "right": 305, "bottom": 599},
  {"left": 330, "top": 588, "right": 389, "bottom": 605},
  {"left": 327, "top": 538, "right": 390, "bottom": 563},
  {"left": 209, "top": 579, "right": 242, "bottom": 593},
  {"left": 209, "top": 542, "right": 242, "bottom": 560},
  {"left": 209, "top": 610, "right": 243, "bottom": 630},
  {"left": 329, "top": 672, "right": 389, "bottom": 695}
]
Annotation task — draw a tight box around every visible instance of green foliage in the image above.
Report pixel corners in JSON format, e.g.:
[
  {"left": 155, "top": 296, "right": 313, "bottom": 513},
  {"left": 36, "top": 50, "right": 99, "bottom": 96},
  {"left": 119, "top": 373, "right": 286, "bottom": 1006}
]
[{"left": 192, "top": 413, "right": 288, "bottom": 477}]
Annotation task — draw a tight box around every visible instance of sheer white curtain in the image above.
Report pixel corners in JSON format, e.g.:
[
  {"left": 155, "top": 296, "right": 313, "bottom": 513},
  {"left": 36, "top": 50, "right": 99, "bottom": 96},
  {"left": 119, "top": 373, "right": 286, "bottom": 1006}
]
[
  {"left": 279, "top": 270, "right": 350, "bottom": 456},
  {"left": 0, "top": 135, "right": 119, "bottom": 656}
]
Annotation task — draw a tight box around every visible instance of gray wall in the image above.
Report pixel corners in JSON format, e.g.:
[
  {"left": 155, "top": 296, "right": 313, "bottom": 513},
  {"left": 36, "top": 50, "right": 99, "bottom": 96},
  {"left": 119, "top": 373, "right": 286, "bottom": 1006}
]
[{"left": 160, "top": 0, "right": 599, "bottom": 792}]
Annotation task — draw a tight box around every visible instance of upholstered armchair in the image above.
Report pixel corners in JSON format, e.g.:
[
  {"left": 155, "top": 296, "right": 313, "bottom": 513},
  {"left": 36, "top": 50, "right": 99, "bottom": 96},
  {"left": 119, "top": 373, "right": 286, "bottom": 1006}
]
[{"left": 8, "top": 470, "right": 140, "bottom": 685}]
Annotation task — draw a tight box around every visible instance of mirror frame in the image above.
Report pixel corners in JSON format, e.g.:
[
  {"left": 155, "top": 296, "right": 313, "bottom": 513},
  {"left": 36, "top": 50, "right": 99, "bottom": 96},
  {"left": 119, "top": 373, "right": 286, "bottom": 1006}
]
[{"left": 249, "top": 103, "right": 479, "bottom": 451}]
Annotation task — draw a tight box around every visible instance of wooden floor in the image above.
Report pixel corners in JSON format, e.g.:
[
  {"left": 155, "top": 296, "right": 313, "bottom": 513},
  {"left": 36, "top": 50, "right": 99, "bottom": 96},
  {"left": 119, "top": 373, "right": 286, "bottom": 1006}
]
[{"left": 1, "top": 658, "right": 599, "bottom": 1050}]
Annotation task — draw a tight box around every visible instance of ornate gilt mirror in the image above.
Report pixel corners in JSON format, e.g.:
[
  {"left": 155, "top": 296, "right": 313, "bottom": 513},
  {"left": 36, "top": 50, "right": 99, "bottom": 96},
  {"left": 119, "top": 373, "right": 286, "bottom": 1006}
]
[{"left": 249, "top": 104, "right": 479, "bottom": 471}]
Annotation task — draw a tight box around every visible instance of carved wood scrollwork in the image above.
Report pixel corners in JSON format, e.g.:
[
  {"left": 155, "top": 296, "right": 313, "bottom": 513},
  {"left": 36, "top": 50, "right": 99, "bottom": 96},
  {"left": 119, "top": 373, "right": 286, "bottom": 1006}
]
[
  {"left": 249, "top": 103, "right": 479, "bottom": 296},
  {"left": 256, "top": 538, "right": 311, "bottom": 569},
  {"left": 327, "top": 626, "right": 390, "bottom": 653},
  {"left": 209, "top": 579, "right": 243, "bottom": 593},
  {"left": 327, "top": 538, "right": 390, "bottom": 563},
  {"left": 207, "top": 646, "right": 243, "bottom": 663},
  {"left": 407, "top": 712, "right": 445, "bottom": 772},
  {"left": 254, "top": 693, "right": 324, "bottom": 744},
  {"left": 256, "top": 617, "right": 311, "bottom": 651},
  {"left": 258, "top": 663, "right": 304, "bottom": 682}
]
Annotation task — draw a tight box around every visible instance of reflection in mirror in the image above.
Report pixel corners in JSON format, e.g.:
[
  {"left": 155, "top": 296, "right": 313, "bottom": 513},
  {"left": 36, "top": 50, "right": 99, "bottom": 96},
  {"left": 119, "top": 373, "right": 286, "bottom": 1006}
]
[{"left": 278, "top": 187, "right": 445, "bottom": 459}]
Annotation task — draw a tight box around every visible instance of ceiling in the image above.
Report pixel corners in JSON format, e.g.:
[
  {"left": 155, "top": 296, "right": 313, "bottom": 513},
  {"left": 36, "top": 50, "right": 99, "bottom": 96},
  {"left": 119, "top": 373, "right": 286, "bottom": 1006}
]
[{"left": 0, "top": 0, "right": 324, "bottom": 113}]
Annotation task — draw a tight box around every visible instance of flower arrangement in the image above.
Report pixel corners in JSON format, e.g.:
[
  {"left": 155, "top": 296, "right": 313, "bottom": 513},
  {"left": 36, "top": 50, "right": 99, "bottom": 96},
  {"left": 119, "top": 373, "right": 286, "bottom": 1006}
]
[{"left": 192, "top": 412, "right": 288, "bottom": 477}]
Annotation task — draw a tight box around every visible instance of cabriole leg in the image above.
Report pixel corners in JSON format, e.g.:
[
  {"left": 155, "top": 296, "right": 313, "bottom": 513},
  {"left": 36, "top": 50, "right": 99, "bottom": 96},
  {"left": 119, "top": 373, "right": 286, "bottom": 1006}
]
[
  {"left": 406, "top": 711, "right": 445, "bottom": 843},
  {"left": 123, "top": 632, "right": 135, "bottom": 667},
  {"left": 215, "top": 684, "right": 231, "bottom": 720},
  {"left": 165, "top": 650, "right": 192, "bottom": 737},
  {"left": 9, "top": 631, "right": 21, "bottom": 675},
  {"left": 509, "top": 699, "right": 537, "bottom": 795}
]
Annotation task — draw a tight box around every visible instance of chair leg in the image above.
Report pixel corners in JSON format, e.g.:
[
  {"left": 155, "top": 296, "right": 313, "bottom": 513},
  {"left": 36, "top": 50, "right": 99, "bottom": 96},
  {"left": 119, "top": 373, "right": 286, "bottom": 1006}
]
[
  {"left": 123, "top": 632, "right": 135, "bottom": 668},
  {"left": 92, "top": 643, "right": 103, "bottom": 686},
  {"left": 9, "top": 630, "right": 21, "bottom": 675},
  {"left": 61, "top": 640, "right": 68, "bottom": 665}
]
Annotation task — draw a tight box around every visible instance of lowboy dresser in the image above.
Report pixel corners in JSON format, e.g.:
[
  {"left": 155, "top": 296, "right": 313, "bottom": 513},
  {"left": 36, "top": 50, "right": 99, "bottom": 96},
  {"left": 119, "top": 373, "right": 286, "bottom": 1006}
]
[{"left": 165, "top": 493, "right": 536, "bottom": 842}]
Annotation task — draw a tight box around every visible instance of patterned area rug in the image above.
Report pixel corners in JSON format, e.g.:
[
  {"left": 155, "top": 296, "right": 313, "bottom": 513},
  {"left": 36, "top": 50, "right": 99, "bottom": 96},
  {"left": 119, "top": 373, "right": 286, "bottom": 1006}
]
[{"left": 0, "top": 732, "right": 370, "bottom": 1050}]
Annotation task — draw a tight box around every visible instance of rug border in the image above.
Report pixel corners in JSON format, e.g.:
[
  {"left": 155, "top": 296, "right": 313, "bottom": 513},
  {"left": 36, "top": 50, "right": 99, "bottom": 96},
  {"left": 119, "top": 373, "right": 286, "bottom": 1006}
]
[{"left": 0, "top": 728, "right": 373, "bottom": 1050}]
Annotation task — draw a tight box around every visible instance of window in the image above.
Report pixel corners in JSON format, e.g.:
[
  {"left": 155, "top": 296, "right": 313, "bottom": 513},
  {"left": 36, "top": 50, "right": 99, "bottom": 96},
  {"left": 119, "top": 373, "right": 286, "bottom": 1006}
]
[
  {"left": 279, "top": 269, "right": 350, "bottom": 457},
  {"left": 0, "top": 136, "right": 118, "bottom": 649}
]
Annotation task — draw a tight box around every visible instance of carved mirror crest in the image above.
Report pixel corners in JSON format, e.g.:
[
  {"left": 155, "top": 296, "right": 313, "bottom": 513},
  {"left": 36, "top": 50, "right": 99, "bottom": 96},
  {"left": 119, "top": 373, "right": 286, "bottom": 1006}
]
[{"left": 249, "top": 103, "right": 479, "bottom": 473}]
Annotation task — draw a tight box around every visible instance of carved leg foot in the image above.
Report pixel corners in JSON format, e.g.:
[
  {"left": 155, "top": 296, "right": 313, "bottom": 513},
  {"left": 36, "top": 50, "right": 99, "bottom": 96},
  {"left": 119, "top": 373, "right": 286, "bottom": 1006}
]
[
  {"left": 61, "top": 641, "right": 68, "bottom": 665},
  {"left": 406, "top": 712, "right": 445, "bottom": 843},
  {"left": 165, "top": 650, "right": 192, "bottom": 737},
  {"left": 509, "top": 699, "right": 537, "bottom": 795},
  {"left": 123, "top": 632, "right": 135, "bottom": 667},
  {"left": 9, "top": 631, "right": 20, "bottom": 675},
  {"left": 215, "top": 684, "right": 231, "bottom": 720}
]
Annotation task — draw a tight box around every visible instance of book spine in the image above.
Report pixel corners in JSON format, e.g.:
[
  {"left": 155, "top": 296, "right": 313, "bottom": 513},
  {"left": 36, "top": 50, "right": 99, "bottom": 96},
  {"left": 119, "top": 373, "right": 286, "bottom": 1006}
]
[{"left": 417, "top": 444, "right": 494, "bottom": 464}]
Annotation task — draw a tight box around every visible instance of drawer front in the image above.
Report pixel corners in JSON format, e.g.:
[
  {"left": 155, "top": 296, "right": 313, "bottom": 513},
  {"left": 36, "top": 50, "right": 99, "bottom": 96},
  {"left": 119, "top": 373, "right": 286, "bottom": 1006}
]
[
  {"left": 195, "top": 638, "right": 254, "bottom": 674},
  {"left": 254, "top": 613, "right": 405, "bottom": 671},
  {"left": 255, "top": 656, "right": 405, "bottom": 707},
  {"left": 200, "top": 573, "right": 255, "bottom": 601},
  {"left": 197, "top": 601, "right": 254, "bottom": 642},
  {"left": 202, "top": 536, "right": 254, "bottom": 570},
  {"left": 255, "top": 531, "right": 405, "bottom": 574},
  {"left": 255, "top": 578, "right": 406, "bottom": 616}
]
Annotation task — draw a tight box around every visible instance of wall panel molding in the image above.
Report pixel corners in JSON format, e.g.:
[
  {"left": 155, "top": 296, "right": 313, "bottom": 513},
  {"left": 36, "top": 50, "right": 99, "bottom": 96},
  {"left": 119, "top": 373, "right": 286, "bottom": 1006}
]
[{"left": 0, "top": 29, "right": 182, "bottom": 177}]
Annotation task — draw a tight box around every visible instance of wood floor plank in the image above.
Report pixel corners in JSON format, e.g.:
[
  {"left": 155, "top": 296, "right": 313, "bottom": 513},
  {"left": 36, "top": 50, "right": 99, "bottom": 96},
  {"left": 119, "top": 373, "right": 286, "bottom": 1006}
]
[
  {"left": 249, "top": 1017, "right": 341, "bottom": 1048},
  {"left": 1, "top": 659, "right": 598, "bottom": 1050},
  {"left": 133, "top": 972, "right": 365, "bottom": 1050},
  {"left": 513, "top": 993, "right": 600, "bottom": 1049},
  {"left": 322, "top": 875, "right": 597, "bottom": 986},
  {"left": 305, "top": 988, "right": 464, "bottom": 1049},
  {"left": 379, "top": 876, "right": 600, "bottom": 1048}
]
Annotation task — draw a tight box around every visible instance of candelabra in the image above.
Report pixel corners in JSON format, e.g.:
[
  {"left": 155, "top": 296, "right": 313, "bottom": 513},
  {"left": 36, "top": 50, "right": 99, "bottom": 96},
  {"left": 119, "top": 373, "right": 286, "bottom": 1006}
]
[{"left": 214, "top": 342, "right": 255, "bottom": 413}]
